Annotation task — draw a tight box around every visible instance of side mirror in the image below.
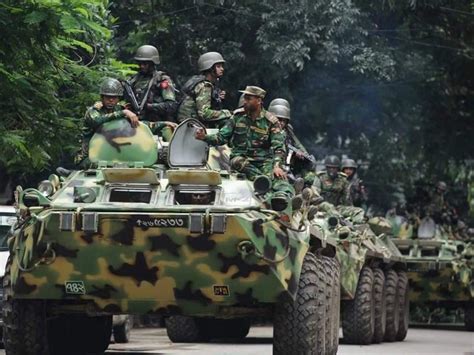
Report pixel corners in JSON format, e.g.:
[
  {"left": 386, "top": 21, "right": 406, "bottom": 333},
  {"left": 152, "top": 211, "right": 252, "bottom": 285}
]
[{"left": 23, "top": 194, "right": 41, "bottom": 208}]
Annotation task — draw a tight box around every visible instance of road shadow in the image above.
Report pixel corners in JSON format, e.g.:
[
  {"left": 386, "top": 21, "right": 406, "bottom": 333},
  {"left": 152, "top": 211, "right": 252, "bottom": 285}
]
[{"left": 208, "top": 337, "right": 273, "bottom": 344}]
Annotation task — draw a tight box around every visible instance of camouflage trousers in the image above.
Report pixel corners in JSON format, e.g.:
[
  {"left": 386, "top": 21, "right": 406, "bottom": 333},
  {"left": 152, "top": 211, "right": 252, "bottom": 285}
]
[
  {"left": 142, "top": 121, "right": 173, "bottom": 141},
  {"left": 317, "top": 202, "right": 365, "bottom": 224},
  {"left": 230, "top": 156, "right": 295, "bottom": 197}
]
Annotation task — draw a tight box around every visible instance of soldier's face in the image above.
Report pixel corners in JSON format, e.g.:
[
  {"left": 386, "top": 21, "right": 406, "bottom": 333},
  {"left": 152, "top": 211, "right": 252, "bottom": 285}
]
[
  {"left": 213, "top": 63, "right": 224, "bottom": 78},
  {"left": 102, "top": 95, "right": 119, "bottom": 110},
  {"left": 327, "top": 166, "right": 339, "bottom": 179},
  {"left": 138, "top": 61, "right": 154, "bottom": 74},
  {"left": 343, "top": 167, "right": 355, "bottom": 177},
  {"left": 278, "top": 118, "right": 288, "bottom": 128},
  {"left": 243, "top": 95, "right": 261, "bottom": 112}
]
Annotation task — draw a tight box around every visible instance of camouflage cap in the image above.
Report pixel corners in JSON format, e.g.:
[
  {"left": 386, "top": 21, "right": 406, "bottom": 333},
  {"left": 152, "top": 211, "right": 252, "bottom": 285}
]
[{"left": 239, "top": 86, "right": 266, "bottom": 98}]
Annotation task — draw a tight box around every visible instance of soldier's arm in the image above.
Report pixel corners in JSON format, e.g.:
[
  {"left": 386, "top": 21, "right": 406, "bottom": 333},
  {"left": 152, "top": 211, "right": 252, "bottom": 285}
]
[
  {"left": 312, "top": 175, "right": 322, "bottom": 194},
  {"left": 195, "top": 82, "right": 232, "bottom": 122},
  {"left": 342, "top": 180, "right": 352, "bottom": 206},
  {"left": 204, "top": 117, "right": 235, "bottom": 146},
  {"left": 269, "top": 122, "right": 287, "bottom": 168},
  {"left": 147, "top": 76, "right": 177, "bottom": 115},
  {"left": 83, "top": 105, "right": 126, "bottom": 131}
]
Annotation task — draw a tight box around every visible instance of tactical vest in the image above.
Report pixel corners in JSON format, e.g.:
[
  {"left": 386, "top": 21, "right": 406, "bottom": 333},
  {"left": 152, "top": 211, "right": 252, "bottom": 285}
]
[{"left": 177, "top": 75, "right": 221, "bottom": 120}]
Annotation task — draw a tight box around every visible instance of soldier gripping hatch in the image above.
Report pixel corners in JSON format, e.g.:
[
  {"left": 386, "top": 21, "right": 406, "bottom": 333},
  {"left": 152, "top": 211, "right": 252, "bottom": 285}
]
[
  {"left": 267, "top": 98, "right": 316, "bottom": 187},
  {"left": 177, "top": 51, "right": 232, "bottom": 127},
  {"left": 341, "top": 158, "right": 368, "bottom": 207},
  {"left": 194, "top": 86, "right": 295, "bottom": 211},
  {"left": 125, "top": 45, "right": 177, "bottom": 141}
]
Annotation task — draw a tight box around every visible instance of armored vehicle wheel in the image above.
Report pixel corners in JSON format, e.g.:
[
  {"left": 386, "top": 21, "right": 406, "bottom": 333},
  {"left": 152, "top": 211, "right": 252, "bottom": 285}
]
[
  {"left": 113, "top": 316, "right": 133, "bottom": 343},
  {"left": 396, "top": 271, "right": 409, "bottom": 341},
  {"left": 202, "top": 318, "right": 250, "bottom": 339},
  {"left": 465, "top": 306, "right": 474, "bottom": 331},
  {"left": 273, "top": 252, "right": 326, "bottom": 355},
  {"left": 383, "top": 269, "right": 399, "bottom": 342},
  {"left": 165, "top": 315, "right": 209, "bottom": 342},
  {"left": 323, "top": 256, "right": 340, "bottom": 355},
  {"left": 342, "top": 266, "right": 375, "bottom": 344},
  {"left": 372, "top": 268, "right": 386, "bottom": 344}
]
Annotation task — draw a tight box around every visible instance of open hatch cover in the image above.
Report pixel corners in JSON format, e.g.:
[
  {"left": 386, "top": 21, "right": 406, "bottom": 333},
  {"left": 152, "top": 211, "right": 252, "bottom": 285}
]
[{"left": 168, "top": 119, "right": 209, "bottom": 168}]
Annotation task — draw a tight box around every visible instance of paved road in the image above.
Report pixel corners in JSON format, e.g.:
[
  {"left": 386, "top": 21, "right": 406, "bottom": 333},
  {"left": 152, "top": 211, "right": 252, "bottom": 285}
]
[
  {"left": 1, "top": 326, "right": 471, "bottom": 354},
  {"left": 103, "top": 326, "right": 473, "bottom": 355}
]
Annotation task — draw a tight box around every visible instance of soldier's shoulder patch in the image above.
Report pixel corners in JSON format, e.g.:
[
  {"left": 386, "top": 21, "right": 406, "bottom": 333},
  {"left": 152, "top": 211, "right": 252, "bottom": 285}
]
[
  {"left": 93, "top": 101, "right": 103, "bottom": 110},
  {"left": 233, "top": 107, "right": 245, "bottom": 115},
  {"left": 264, "top": 111, "right": 279, "bottom": 124}
]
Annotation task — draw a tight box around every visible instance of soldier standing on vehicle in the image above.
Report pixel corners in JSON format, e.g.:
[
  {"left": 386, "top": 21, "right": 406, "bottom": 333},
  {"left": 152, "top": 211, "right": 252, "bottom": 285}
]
[
  {"left": 177, "top": 51, "right": 232, "bottom": 127},
  {"left": 126, "top": 45, "right": 177, "bottom": 140},
  {"left": 341, "top": 158, "right": 368, "bottom": 207},
  {"left": 194, "top": 86, "right": 295, "bottom": 211},
  {"left": 267, "top": 99, "right": 316, "bottom": 186}
]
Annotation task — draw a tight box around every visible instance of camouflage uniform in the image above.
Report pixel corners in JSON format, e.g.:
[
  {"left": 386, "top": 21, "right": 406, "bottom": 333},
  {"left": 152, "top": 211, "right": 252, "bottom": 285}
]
[
  {"left": 177, "top": 75, "right": 231, "bottom": 127},
  {"left": 347, "top": 173, "right": 368, "bottom": 207}
]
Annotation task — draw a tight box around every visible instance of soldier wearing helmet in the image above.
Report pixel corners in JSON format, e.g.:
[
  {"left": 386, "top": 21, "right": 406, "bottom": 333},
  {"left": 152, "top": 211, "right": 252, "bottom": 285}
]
[
  {"left": 177, "top": 51, "right": 232, "bottom": 127},
  {"left": 341, "top": 158, "right": 368, "bottom": 207},
  {"left": 268, "top": 99, "right": 315, "bottom": 186},
  {"left": 426, "top": 181, "right": 449, "bottom": 223},
  {"left": 312, "top": 155, "right": 351, "bottom": 206},
  {"left": 126, "top": 45, "right": 177, "bottom": 140}
]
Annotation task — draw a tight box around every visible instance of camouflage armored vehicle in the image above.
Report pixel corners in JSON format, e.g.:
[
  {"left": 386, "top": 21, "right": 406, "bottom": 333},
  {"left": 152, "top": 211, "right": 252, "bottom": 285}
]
[
  {"left": 310, "top": 209, "right": 408, "bottom": 345},
  {"left": 391, "top": 217, "right": 473, "bottom": 331},
  {"left": 3, "top": 118, "right": 340, "bottom": 355}
]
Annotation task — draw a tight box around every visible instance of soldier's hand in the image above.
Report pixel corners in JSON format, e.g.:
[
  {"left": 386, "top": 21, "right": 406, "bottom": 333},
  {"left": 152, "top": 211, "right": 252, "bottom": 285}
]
[
  {"left": 164, "top": 121, "right": 178, "bottom": 129},
  {"left": 219, "top": 90, "right": 226, "bottom": 100},
  {"left": 194, "top": 128, "right": 206, "bottom": 140},
  {"left": 273, "top": 166, "right": 287, "bottom": 180},
  {"left": 123, "top": 109, "right": 139, "bottom": 128}
]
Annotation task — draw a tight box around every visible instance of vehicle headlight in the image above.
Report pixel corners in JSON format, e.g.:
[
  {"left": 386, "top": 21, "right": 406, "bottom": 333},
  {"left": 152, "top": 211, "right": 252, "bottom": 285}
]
[{"left": 38, "top": 180, "right": 54, "bottom": 197}]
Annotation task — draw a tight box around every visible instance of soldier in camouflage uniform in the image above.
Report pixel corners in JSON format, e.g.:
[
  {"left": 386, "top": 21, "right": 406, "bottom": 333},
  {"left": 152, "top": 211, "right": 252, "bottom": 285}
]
[
  {"left": 195, "top": 86, "right": 295, "bottom": 211},
  {"left": 127, "top": 45, "right": 177, "bottom": 140},
  {"left": 313, "top": 155, "right": 365, "bottom": 223},
  {"left": 79, "top": 78, "right": 175, "bottom": 167},
  {"left": 178, "top": 52, "right": 232, "bottom": 127},
  {"left": 341, "top": 158, "right": 368, "bottom": 207},
  {"left": 268, "top": 99, "right": 316, "bottom": 186}
]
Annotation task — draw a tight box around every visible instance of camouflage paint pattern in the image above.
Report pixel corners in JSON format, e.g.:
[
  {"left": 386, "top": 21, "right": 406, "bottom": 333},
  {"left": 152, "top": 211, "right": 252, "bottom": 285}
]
[{"left": 8, "top": 119, "right": 311, "bottom": 318}]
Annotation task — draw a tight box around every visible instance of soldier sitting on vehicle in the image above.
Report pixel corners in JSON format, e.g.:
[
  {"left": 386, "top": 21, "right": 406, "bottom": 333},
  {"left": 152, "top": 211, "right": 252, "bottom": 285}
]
[
  {"left": 267, "top": 99, "right": 316, "bottom": 187},
  {"left": 312, "top": 155, "right": 365, "bottom": 224},
  {"left": 341, "top": 158, "right": 368, "bottom": 208},
  {"left": 125, "top": 45, "right": 178, "bottom": 141},
  {"left": 194, "top": 86, "right": 296, "bottom": 211},
  {"left": 78, "top": 78, "right": 175, "bottom": 167},
  {"left": 178, "top": 52, "right": 232, "bottom": 128}
]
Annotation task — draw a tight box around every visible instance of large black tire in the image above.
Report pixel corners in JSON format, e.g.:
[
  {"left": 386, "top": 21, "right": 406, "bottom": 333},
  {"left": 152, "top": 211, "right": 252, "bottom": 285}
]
[
  {"left": 165, "top": 315, "right": 208, "bottom": 343},
  {"left": 384, "top": 269, "right": 399, "bottom": 342},
  {"left": 396, "top": 271, "right": 409, "bottom": 341},
  {"left": 3, "top": 257, "right": 48, "bottom": 355},
  {"left": 342, "top": 266, "right": 375, "bottom": 345},
  {"left": 274, "top": 252, "right": 326, "bottom": 355},
  {"left": 323, "top": 256, "right": 340, "bottom": 355},
  {"left": 372, "top": 268, "right": 386, "bottom": 344},
  {"left": 202, "top": 318, "right": 250, "bottom": 340},
  {"left": 465, "top": 306, "right": 474, "bottom": 331},
  {"left": 113, "top": 316, "right": 133, "bottom": 343}
]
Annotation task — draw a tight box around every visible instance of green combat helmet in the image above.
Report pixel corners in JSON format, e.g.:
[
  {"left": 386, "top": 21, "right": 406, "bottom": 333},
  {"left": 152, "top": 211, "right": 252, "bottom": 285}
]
[
  {"left": 268, "top": 104, "right": 291, "bottom": 120},
  {"left": 100, "top": 78, "right": 124, "bottom": 96},
  {"left": 269, "top": 98, "right": 290, "bottom": 110},
  {"left": 197, "top": 51, "right": 225, "bottom": 72},
  {"left": 134, "top": 45, "right": 160, "bottom": 65},
  {"left": 341, "top": 158, "right": 357, "bottom": 169},
  {"left": 325, "top": 155, "right": 341, "bottom": 168}
]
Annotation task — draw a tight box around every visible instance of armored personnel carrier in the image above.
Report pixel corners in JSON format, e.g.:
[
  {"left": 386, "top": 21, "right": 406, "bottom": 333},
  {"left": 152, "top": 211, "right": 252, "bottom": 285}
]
[
  {"left": 3, "top": 118, "right": 339, "bottom": 355},
  {"left": 391, "top": 218, "right": 473, "bottom": 331},
  {"left": 309, "top": 208, "right": 408, "bottom": 345}
]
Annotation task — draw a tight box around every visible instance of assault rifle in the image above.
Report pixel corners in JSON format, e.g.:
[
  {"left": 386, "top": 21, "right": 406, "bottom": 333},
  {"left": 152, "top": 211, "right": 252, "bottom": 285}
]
[
  {"left": 287, "top": 143, "right": 316, "bottom": 166},
  {"left": 122, "top": 80, "right": 143, "bottom": 115}
]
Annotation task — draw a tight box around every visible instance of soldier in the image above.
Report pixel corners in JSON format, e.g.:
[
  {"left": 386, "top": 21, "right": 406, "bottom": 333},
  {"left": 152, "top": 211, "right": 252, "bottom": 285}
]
[
  {"left": 341, "top": 158, "right": 368, "bottom": 207},
  {"left": 194, "top": 86, "right": 294, "bottom": 211},
  {"left": 178, "top": 51, "right": 232, "bottom": 127},
  {"left": 126, "top": 45, "right": 177, "bottom": 140},
  {"left": 426, "top": 181, "right": 447, "bottom": 221},
  {"left": 267, "top": 100, "right": 316, "bottom": 186}
]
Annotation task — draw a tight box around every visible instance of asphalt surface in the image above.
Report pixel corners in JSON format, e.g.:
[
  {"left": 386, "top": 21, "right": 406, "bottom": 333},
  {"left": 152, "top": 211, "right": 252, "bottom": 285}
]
[
  {"left": 105, "top": 326, "right": 473, "bottom": 355},
  {"left": 0, "top": 326, "right": 471, "bottom": 354}
]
